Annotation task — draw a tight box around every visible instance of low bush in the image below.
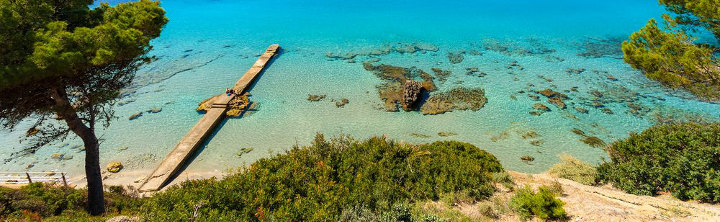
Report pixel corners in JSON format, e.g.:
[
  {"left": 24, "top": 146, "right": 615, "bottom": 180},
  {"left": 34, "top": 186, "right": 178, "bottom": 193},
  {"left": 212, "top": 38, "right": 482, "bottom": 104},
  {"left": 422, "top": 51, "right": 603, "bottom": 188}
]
[
  {"left": 598, "top": 122, "right": 720, "bottom": 202},
  {"left": 509, "top": 185, "right": 567, "bottom": 221},
  {"left": 142, "top": 135, "right": 504, "bottom": 221},
  {"left": 547, "top": 154, "right": 598, "bottom": 186}
]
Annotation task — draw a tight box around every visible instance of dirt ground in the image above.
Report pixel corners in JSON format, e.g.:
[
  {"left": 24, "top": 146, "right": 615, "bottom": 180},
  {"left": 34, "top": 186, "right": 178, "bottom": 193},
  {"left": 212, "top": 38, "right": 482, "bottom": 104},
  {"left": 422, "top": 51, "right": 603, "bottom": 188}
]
[{"left": 501, "top": 171, "right": 720, "bottom": 222}]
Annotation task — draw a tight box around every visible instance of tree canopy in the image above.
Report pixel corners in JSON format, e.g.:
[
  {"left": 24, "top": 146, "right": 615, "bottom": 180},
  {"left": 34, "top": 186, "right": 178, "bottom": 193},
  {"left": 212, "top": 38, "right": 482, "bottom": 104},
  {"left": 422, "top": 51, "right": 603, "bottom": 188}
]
[
  {"left": 0, "top": 0, "right": 167, "bottom": 215},
  {"left": 622, "top": 1, "right": 720, "bottom": 102}
]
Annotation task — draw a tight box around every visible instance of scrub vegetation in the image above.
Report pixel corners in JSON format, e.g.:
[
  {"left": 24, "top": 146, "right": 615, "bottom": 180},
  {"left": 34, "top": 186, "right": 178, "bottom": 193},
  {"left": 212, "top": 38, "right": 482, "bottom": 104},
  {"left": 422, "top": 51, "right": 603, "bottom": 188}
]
[{"left": 598, "top": 122, "right": 720, "bottom": 202}]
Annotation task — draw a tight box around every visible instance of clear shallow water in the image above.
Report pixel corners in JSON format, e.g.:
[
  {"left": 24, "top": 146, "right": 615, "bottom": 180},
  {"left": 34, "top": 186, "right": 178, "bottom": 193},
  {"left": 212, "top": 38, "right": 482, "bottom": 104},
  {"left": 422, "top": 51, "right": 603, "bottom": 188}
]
[{"left": 2, "top": 0, "right": 719, "bottom": 176}]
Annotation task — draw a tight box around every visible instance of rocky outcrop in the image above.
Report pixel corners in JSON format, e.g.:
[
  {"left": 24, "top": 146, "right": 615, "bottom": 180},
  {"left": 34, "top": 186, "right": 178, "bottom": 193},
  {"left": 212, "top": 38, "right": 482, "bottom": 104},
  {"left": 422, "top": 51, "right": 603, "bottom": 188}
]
[
  {"left": 402, "top": 80, "right": 423, "bottom": 111},
  {"left": 364, "top": 63, "right": 438, "bottom": 112},
  {"left": 420, "top": 87, "right": 487, "bottom": 115}
]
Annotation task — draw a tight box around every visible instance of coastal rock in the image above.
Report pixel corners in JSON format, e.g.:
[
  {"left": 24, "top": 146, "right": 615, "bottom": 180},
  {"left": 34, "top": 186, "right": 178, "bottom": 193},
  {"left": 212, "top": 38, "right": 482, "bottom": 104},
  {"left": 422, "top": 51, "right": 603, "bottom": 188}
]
[
  {"left": 548, "top": 97, "right": 566, "bottom": 109},
  {"left": 420, "top": 87, "right": 487, "bottom": 115},
  {"left": 307, "top": 94, "right": 326, "bottom": 102},
  {"left": 128, "top": 112, "right": 142, "bottom": 120},
  {"left": 106, "top": 161, "right": 124, "bottom": 173},
  {"left": 364, "top": 63, "right": 438, "bottom": 112},
  {"left": 447, "top": 52, "right": 465, "bottom": 64},
  {"left": 438, "top": 131, "right": 458, "bottom": 137},
  {"left": 565, "top": 68, "right": 586, "bottom": 74},
  {"left": 533, "top": 103, "right": 551, "bottom": 112},
  {"left": 402, "top": 80, "right": 423, "bottom": 111},
  {"left": 26, "top": 128, "right": 39, "bottom": 136},
  {"left": 574, "top": 107, "right": 589, "bottom": 114},
  {"left": 465, "top": 67, "right": 486, "bottom": 77},
  {"left": 431, "top": 68, "right": 451, "bottom": 82},
  {"left": 334, "top": 98, "right": 349, "bottom": 108},
  {"left": 147, "top": 107, "right": 162, "bottom": 113},
  {"left": 50, "top": 153, "right": 64, "bottom": 160},
  {"left": 528, "top": 94, "right": 540, "bottom": 101},
  {"left": 577, "top": 36, "right": 625, "bottom": 58},
  {"left": 536, "top": 89, "right": 568, "bottom": 99}
]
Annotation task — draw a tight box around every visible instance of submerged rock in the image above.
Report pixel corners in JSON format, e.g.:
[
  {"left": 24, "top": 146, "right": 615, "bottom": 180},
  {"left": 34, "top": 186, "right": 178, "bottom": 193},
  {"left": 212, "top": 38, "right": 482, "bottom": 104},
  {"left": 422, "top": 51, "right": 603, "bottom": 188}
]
[
  {"left": 533, "top": 103, "right": 551, "bottom": 112},
  {"left": 128, "top": 112, "right": 143, "bottom": 120},
  {"left": 147, "top": 107, "right": 162, "bottom": 113},
  {"left": 574, "top": 107, "right": 589, "bottom": 114},
  {"left": 307, "top": 94, "right": 327, "bottom": 102},
  {"left": 438, "top": 131, "right": 458, "bottom": 137},
  {"left": 334, "top": 98, "right": 349, "bottom": 108},
  {"left": 536, "top": 89, "right": 568, "bottom": 99},
  {"left": 431, "top": 68, "right": 452, "bottom": 82},
  {"left": 420, "top": 87, "right": 487, "bottom": 115},
  {"left": 565, "top": 68, "right": 587, "bottom": 75},
  {"left": 447, "top": 52, "right": 465, "bottom": 64},
  {"left": 548, "top": 97, "right": 567, "bottom": 109}
]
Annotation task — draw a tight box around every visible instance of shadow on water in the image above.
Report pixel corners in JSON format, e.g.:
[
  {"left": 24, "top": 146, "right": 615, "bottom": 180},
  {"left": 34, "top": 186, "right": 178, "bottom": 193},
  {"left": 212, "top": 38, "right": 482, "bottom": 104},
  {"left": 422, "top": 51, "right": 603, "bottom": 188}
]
[{"left": 159, "top": 46, "right": 283, "bottom": 189}]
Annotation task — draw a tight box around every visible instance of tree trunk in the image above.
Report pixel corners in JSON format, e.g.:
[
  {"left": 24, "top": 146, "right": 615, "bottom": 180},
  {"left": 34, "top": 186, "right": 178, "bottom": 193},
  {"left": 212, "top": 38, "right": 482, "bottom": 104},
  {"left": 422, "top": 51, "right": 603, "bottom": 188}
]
[{"left": 51, "top": 88, "right": 106, "bottom": 215}]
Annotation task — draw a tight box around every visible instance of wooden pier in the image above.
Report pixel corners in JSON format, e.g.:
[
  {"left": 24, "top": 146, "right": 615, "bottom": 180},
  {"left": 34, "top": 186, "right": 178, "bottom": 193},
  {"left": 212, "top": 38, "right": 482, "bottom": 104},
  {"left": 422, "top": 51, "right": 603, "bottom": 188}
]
[{"left": 139, "top": 44, "right": 280, "bottom": 192}]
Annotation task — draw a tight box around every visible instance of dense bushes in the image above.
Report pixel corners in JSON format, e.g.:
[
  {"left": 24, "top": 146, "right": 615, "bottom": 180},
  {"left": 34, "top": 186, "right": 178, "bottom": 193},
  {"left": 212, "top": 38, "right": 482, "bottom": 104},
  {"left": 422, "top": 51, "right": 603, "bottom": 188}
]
[
  {"left": 0, "top": 183, "right": 140, "bottom": 220},
  {"left": 547, "top": 154, "right": 598, "bottom": 186},
  {"left": 598, "top": 122, "right": 720, "bottom": 202},
  {"left": 509, "top": 185, "right": 567, "bottom": 221},
  {"left": 142, "top": 135, "right": 504, "bottom": 221}
]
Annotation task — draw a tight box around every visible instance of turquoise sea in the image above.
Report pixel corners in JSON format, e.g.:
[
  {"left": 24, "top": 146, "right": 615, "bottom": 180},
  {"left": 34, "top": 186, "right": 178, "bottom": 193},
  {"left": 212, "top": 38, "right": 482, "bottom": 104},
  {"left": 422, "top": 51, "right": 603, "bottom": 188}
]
[{"left": 2, "top": 0, "right": 719, "bottom": 178}]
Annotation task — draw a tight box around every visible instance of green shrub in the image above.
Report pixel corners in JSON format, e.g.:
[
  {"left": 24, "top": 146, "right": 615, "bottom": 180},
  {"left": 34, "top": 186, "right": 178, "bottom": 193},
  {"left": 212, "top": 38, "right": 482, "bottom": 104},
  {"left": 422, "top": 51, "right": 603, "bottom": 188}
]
[
  {"left": 142, "top": 135, "right": 503, "bottom": 221},
  {"left": 509, "top": 186, "right": 567, "bottom": 221},
  {"left": 547, "top": 154, "right": 598, "bottom": 186},
  {"left": 0, "top": 183, "right": 143, "bottom": 220},
  {"left": 598, "top": 122, "right": 720, "bottom": 202},
  {"left": 0, "top": 183, "right": 84, "bottom": 218}
]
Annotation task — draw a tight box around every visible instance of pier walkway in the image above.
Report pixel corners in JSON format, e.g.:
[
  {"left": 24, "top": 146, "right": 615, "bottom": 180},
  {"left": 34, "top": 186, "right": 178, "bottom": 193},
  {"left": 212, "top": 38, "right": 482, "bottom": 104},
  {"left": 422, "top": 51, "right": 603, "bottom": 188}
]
[{"left": 139, "top": 44, "right": 280, "bottom": 192}]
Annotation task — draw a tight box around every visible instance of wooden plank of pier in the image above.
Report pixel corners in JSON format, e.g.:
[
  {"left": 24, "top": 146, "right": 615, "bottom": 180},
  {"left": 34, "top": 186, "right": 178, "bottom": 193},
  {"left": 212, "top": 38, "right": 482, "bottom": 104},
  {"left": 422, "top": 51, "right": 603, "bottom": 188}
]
[{"left": 139, "top": 44, "right": 280, "bottom": 192}]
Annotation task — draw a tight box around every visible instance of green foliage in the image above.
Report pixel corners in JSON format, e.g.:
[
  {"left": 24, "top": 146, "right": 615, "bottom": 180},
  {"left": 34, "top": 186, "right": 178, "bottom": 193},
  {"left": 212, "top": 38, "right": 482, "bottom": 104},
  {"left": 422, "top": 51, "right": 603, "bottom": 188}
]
[
  {"left": 142, "top": 135, "right": 503, "bottom": 221},
  {"left": 509, "top": 186, "right": 567, "bottom": 221},
  {"left": 0, "top": 0, "right": 168, "bottom": 151},
  {"left": 0, "top": 183, "right": 140, "bottom": 219},
  {"left": 547, "top": 154, "right": 598, "bottom": 186},
  {"left": 598, "top": 122, "right": 720, "bottom": 202},
  {"left": 659, "top": 0, "right": 720, "bottom": 39},
  {"left": 623, "top": 0, "right": 720, "bottom": 101},
  {"left": 622, "top": 16, "right": 720, "bottom": 101}
]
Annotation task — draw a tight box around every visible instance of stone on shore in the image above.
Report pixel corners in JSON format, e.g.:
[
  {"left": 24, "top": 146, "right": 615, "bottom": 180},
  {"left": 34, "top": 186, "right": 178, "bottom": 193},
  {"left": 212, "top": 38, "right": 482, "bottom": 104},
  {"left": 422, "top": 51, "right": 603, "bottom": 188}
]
[{"left": 106, "top": 161, "right": 124, "bottom": 173}]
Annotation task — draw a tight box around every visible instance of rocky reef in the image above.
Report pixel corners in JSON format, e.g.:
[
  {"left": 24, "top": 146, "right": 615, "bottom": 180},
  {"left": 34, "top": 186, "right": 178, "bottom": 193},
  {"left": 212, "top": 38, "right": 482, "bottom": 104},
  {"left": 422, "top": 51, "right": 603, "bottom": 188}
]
[
  {"left": 576, "top": 36, "right": 625, "bottom": 59},
  {"left": 364, "top": 62, "right": 437, "bottom": 112},
  {"left": 420, "top": 87, "right": 487, "bottom": 115},
  {"left": 325, "top": 42, "right": 439, "bottom": 61}
]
